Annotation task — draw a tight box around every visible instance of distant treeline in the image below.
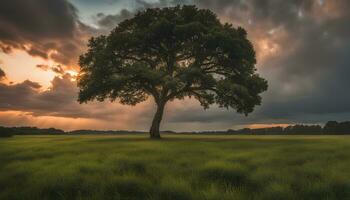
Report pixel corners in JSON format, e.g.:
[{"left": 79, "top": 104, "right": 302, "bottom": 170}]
[
  {"left": 1, "top": 121, "right": 350, "bottom": 137},
  {"left": 0, "top": 127, "right": 147, "bottom": 137},
  {"left": 68, "top": 130, "right": 147, "bottom": 135},
  {"left": 171, "top": 121, "right": 350, "bottom": 135},
  {"left": 227, "top": 121, "right": 350, "bottom": 135},
  {"left": 0, "top": 126, "right": 65, "bottom": 137}
]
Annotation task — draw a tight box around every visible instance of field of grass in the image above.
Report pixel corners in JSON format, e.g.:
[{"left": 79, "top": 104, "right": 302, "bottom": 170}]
[{"left": 1, "top": 134, "right": 350, "bottom": 200}]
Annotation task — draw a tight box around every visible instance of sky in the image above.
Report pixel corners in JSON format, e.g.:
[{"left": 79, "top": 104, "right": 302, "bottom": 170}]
[{"left": 0, "top": 0, "right": 350, "bottom": 131}]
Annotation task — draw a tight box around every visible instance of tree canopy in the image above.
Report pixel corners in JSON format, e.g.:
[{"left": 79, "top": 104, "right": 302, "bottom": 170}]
[{"left": 78, "top": 5, "right": 268, "bottom": 138}]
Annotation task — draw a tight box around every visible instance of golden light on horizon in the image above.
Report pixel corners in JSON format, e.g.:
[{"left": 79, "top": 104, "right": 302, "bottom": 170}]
[
  {"left": 0, "top": 111, "right": 105, "bottom": 131},
  {"left": 247, "top": 123, "right": 291, "bottom": 129}
]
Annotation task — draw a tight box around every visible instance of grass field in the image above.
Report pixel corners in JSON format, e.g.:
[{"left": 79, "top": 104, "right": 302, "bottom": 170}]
[{"left": 1, "top": 134, "right": 350, "bottom": 200}]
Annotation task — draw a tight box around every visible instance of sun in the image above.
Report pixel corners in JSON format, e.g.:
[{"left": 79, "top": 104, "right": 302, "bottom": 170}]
[{"left": 65, "top": 70, "right": 79, "bottom": 81}]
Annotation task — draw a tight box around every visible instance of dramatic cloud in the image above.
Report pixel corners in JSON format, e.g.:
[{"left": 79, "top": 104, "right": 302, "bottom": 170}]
[
  {"left": 161, "top": 0, "right": 350, "bottom": 125},
  {"left": 0, "top": 0, "right": 96, "bottom": 67}
]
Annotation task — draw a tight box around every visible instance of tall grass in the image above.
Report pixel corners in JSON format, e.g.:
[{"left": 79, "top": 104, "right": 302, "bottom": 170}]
[{"left": 0, "top": 134, "right": 350, "bottom": 199}]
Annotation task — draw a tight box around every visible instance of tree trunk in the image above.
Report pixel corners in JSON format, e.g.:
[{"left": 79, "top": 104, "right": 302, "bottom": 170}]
[{"left": 149, "top": 101, "right": 166, "bottom": 139}]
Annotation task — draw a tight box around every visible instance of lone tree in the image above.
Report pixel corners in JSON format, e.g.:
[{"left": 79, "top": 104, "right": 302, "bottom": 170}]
[{"left": 78, "top": 5, "right": 268, "bottom": 139}]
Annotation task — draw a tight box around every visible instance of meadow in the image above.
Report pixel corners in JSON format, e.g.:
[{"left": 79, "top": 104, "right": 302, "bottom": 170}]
[{"left": 0, "top": 134, "right": 350, "bottom": 200}]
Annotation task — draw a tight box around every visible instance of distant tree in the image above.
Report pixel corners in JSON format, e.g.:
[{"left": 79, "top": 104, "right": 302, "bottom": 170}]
[
  {"left": 78, "top": 5, "right": 268, "bottom": 139},
  {"left": 227, "top": 129, "right": 237, "bottom": 134},
  {"left": 337, "top": 121, "right": 350, "bottom": 134},
  {"left": 324, "top": 121, "right": 350, "bottom": 135},
  {"left": 7, "top": 127, "right": 65, "bottom": 135},
  {"left": 284, "top": 124, "right": 322, "bottom": 135},
  {"left": 323, "top": 121, "right": 339, "bottom": 134}
]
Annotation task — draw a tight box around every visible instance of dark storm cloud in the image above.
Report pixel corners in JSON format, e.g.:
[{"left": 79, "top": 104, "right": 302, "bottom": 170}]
[
  {"left": 142, "top": 0, "right": 350, "bottom": 126},
  {"left": 0, "top": 75, "right": 77, "bottom": 116},
  {"left": 0, "top": 0, "right": 77, "bottom": 39},
  {"left": 251, "top": 4, "right": 350, "bottom": 121},
  {"left": 0, "top": 0, "right": 96, "bottom": 66}
]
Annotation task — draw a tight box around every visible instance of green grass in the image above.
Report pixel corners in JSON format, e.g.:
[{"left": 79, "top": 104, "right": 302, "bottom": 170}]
[{"left": 1, "top": 134, "right": 350, "bottom": 200}]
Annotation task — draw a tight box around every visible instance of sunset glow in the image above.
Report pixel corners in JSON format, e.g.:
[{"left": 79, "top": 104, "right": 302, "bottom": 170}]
[
  {"left": 247, "top": 124, "right": 291, "bottom": 129},
  {"left": 0, "top": 51, "right": 58, "bottom": 88}
]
